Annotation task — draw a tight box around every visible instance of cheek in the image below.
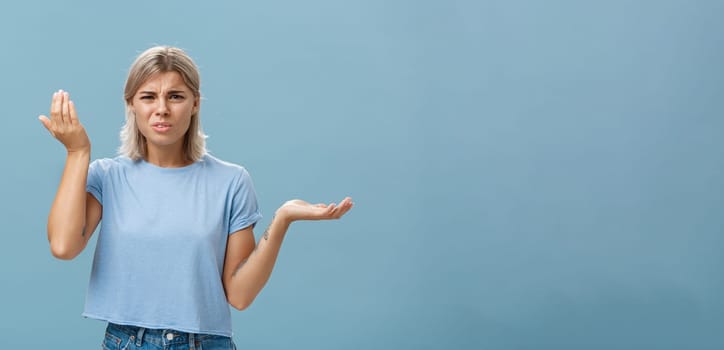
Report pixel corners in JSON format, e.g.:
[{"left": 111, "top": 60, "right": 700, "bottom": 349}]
[
  {"left": 179, "top": 107, "right": 195, "bottom": 125},
  {"left": 132, "top": 104, "right": 152, "bottom": 118},
  {"left": 180, "top": 115, "right": 194, "bottom": 135},
  {"left": 134, "top": 112, "right": 146, "bottom": 128},
  {"left": 132, "top": 107, "right": 153, "bottom": 136}
]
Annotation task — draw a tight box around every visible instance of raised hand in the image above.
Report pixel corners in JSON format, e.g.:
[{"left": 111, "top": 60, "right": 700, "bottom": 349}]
[
  {"left": 276, "top": 197, "right": 354, "bottom": 223},
  {"left": 39, "top": 90, "right": 90, "bottom": 153}
]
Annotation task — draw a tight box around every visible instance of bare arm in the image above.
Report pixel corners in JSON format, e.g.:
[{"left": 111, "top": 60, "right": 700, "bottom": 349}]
[
  {"left": 222, "top": 197, "right": 354, "bottom": 310},
  {"left": 39, "top": 90, "right": 101, "bottom": 260}
]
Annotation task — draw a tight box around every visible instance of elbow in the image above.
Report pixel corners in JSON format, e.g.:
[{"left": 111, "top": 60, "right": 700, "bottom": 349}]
[
  {"left": 50, "top": 247, "right": 77, "bottom": 260},
  {"left": 49, "top": 239, "right": 80, "bottom": 260},
  {"left": 228, "top": 294, "right": 255, "bottom": 311},
  {"left": 230, "top": 301, "right": 251, "bottom": 311}
]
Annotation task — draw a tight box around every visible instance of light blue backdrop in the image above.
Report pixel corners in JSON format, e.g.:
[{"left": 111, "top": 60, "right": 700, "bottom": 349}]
[{"left": 1, "top": 0, "right": 722, "bottom": 349}]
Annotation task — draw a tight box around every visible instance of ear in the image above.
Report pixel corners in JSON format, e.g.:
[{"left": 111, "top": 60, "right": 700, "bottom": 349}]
[{"left": 193, "top": 95, "right": 200, "bottom": 114}]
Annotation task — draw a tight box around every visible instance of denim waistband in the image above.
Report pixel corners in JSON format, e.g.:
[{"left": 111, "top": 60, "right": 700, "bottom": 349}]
[{"left": 106, "top": 322, "right": 225, "bottom": 348}]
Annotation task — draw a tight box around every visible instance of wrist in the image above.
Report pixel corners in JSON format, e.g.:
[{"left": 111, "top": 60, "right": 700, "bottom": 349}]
[
  {"left": 66, "top": 146, "right": 91, "bottom": 158},
  {"left": 273, "top": 206, "right": 295, "bottom": 226}
]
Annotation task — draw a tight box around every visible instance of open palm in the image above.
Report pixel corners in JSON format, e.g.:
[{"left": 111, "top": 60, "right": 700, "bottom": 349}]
[{"left": 278, "top": 197, "right": 354, "bottom": 222}]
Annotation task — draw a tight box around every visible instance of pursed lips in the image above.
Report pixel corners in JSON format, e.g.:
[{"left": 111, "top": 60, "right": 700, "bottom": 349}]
[{"left": 151, "top": 122, "right": 172, "bottom": 132}]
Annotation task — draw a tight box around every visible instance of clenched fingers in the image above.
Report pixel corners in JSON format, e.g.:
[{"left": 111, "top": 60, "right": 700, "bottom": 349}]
[{"left": 39, "top": 89, "right": 90, "bottom": 152}]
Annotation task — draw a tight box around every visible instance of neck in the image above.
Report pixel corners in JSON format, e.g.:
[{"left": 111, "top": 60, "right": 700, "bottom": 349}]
[{"left": 145, "top": 144, "right": 191, "bottom": 168}]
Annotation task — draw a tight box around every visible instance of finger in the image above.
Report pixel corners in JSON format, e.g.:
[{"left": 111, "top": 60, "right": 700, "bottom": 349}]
[
  {"left": 39, "top": 116, "right": 57, "bottom": 138},
  {"left": 332, "top": 198, "right": 349, "bottom": 208},
  {"left": 61, "top": 92, "right": 70, "bottom": 124},
  {"left": 68, "top": 100, "right": 79, "bottom": 124},
  {"left": 38, "top": 115, "right": 52, "bottom": 132},
  {"left": 50, "top": 91, "right": 61, "bottom": 122},
  {"left": 331, "top": 206, "right": 347, "bottom": 219},
  {"left": 332, "top": 198, "right": 353, "bottom": 218},
  {"left": 314, "top": 203, "right": 333, "bottom": 218},
  {"left": 339, "top": 197, "right": 352, "bottom": 207},
  {"left": 337, "top": 203, "right": 353, "bottom": 218},
  {"left": 327, "top": 203, "right": 344, "bottom": 218}
]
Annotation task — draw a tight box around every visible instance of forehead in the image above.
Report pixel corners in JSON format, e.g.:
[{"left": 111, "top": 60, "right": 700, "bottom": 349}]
[{"left": 137, "top": 71, "right": 190, "bottom": 92}]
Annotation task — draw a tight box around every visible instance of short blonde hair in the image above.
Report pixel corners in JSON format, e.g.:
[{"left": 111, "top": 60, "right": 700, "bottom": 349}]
[{"left": 120, "top": 46, "right": 207, "bottom": 161}]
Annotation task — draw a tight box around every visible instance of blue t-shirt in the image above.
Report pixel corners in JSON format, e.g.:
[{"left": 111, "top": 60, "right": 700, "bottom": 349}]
[{"left": 83, "top": 154, "right": 262, "bottom": 337}]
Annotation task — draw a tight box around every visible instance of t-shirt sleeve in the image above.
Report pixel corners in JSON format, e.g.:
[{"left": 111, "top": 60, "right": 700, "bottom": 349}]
[
  {"left": 86, "top": 159, "right": 104, "bottom": 204},
  {"left": 229, "top": 167, "right": 263, "bottom": 234}
]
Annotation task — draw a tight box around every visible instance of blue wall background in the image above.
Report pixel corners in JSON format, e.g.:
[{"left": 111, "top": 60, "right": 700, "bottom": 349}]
[{"left": 1, "top": 0, "right": 722, "bottom": 348}]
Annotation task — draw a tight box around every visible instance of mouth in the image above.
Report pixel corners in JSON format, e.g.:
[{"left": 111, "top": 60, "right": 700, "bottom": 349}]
[{"left": 151, "top": 122, "right": 172, "bottom": 133}]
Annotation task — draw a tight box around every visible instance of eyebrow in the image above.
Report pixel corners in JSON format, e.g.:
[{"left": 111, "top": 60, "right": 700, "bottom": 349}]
[{"left": 138, "top": 90, "right": 188, "bottom": 95}]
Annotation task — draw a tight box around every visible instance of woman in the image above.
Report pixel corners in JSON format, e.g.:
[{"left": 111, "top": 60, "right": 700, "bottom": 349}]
[{"left": 39, "top": 46, "right": 353, "bottom": 350}]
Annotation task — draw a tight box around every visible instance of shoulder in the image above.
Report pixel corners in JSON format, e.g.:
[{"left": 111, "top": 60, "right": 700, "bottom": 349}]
[
  {"left": 200, "top": 154, "right": 252, "bottom": 177},
  {"left": 199, "top": 154, "right": 257, "bottom": 192},
  {"left": 90, "top": 156, "right": 136, "bottom": 173}
]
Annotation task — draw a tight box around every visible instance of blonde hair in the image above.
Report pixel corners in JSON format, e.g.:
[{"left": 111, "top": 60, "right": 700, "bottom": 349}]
[{"left": 120, "top": 46, "right": 207, "bottom": 161}]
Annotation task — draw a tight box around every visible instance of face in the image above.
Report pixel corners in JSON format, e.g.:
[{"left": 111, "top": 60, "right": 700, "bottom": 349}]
[{"left": 130, "top": 71, "right": 199, "bottom": 155}]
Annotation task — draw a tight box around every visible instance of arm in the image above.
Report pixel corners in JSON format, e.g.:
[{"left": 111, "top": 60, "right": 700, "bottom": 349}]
[
  {"left": 39, "top": 90, "right": 101, "bottom": 260},
  {"left": 222, "top": 197, "right": 354, "bottom": 310}
]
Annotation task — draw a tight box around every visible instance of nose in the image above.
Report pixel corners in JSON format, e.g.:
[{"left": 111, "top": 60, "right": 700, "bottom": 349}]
[{"left": 155, "top": 99, "right": 169, "bottom": 116}]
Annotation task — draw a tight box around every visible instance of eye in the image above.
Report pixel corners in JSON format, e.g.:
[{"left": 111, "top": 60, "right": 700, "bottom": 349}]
[
  {"left": 170, "top": 94, "right": 185, "bottom": 100},
  {"left": 139, "top": 95, "right": 154, "bottom": 100}
]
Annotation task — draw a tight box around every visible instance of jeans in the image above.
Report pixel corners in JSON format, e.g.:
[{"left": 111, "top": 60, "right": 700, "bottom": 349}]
[{"left": 102, "top": 322, "right": 237, "bottom": 350}]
